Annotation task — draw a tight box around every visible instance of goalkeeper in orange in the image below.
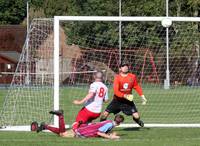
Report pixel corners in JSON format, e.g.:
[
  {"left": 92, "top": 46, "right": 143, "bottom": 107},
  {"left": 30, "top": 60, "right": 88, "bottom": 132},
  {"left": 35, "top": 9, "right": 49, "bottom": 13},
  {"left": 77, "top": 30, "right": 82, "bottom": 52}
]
[{"left": 100, "top": 61, "right": 147, "bottom": 127}]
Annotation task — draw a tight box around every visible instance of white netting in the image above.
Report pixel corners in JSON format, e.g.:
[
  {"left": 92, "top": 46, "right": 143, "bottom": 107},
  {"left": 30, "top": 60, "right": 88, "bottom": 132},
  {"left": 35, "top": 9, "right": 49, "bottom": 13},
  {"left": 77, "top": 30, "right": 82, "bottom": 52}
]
[{"left": 0, "top": 19, "right": 54, "bottom": 126}]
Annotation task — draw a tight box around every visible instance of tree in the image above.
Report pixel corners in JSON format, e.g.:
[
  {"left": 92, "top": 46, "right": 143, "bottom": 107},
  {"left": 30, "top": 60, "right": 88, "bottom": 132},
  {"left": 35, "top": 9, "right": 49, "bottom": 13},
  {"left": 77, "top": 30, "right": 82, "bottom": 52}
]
[
  {"left": 122, "top": 0, "right": 165, "bottom": 16},
  {"left": 0, "top": 0, "right": 26, "bottom": 24},
  {"left": 43, "top": 0, "right": 68, "bottom": 17},
  {"left": 63, "top": 0, "right": 119, "bottom": 47}
]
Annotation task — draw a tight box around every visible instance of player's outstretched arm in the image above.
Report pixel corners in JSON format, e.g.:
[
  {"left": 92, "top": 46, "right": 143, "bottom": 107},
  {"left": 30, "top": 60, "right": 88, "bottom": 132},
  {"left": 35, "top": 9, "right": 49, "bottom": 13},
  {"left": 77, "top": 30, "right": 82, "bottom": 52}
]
[
  {"left": 97, "top": 131, "right": 120, "bottom": 139},
  {"left": 132, "top": 78, "right": 147, "bottom": 105},
  {"left": 73, "top": 92, "right": 95, "bottom": 105}
]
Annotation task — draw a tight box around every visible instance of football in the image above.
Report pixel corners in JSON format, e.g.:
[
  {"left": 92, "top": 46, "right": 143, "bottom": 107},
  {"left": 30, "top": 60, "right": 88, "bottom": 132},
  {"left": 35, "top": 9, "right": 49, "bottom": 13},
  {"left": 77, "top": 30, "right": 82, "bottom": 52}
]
[{"left": 161, "top": 18, "right": 172, "bottom": 27}]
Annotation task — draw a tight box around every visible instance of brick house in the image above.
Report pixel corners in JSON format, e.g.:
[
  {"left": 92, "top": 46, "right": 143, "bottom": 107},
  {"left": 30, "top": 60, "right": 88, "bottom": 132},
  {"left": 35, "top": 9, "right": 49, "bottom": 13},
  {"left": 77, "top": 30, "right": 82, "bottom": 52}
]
[{"left": 0, "top": 25, "right": 26, "bottom": 84}]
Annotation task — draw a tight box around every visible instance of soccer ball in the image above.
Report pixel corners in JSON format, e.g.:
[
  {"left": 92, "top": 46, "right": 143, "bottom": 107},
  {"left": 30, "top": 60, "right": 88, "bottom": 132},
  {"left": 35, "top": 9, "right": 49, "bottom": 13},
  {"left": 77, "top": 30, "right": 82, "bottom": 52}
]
[{"left": 161, "top": 18, "right": 172, "bottom": 27}]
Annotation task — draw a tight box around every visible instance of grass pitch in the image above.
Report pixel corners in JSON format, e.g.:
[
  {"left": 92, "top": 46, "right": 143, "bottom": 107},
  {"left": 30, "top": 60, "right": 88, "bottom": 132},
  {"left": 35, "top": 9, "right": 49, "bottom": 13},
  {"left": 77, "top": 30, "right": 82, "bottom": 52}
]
[
  {"left": 0, "top": 86, "right": 200, "bottom": 146},
  {"left": 1, "top": 127, "right": 200, "bottom": 146}
]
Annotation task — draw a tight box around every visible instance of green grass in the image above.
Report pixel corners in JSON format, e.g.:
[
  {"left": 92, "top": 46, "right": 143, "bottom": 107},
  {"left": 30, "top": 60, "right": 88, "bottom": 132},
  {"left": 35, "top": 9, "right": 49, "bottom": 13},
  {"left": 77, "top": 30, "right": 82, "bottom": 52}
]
[
  {"left": 1, "top": 128, "right": 200, "bottom": 146},
  {"left": 0, "top": 86, "right": 200, "bottom": 146}
]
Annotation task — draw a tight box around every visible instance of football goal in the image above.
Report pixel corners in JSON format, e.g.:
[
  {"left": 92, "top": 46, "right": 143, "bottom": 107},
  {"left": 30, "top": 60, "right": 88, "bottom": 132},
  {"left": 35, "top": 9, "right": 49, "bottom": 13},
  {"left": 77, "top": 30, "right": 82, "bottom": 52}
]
[{"left": 0, "top": 16, "right": 200, "bottom": 131}]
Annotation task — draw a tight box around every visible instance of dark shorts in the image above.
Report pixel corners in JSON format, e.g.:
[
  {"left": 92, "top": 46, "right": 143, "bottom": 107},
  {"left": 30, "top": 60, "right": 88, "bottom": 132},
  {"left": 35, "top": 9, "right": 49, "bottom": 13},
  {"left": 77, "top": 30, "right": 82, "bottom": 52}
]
[{"left": 105, "top": 96, "right": 138, "bottom": 115}]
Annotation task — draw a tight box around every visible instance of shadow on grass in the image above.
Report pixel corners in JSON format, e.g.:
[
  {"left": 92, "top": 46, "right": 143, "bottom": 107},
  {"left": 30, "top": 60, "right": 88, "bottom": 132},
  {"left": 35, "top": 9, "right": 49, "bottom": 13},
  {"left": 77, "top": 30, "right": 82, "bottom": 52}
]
[{"left": 118, "top": 127, "right": 151, "bottom": 131}]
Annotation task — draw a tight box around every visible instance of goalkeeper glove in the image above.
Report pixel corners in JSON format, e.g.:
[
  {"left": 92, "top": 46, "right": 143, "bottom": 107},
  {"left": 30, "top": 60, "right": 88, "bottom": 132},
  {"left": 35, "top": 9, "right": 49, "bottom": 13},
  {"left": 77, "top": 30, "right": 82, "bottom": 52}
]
[
  {"left": 141, "top": 95, "right": 147, "bottom": 105},
  {"left": 124, "top": 94, "right": 134, "bottom": 102}
]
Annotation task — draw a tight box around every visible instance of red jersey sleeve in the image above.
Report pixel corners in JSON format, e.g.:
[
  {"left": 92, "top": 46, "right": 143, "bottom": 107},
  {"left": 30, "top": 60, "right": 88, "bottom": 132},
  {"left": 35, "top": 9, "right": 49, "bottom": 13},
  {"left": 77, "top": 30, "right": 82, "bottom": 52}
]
[
  {"left": 133, "top": 75, "right": 143, "bottom": 96},
  {"left": 113, "top": 75, "right": 125, "bottom": 98}
]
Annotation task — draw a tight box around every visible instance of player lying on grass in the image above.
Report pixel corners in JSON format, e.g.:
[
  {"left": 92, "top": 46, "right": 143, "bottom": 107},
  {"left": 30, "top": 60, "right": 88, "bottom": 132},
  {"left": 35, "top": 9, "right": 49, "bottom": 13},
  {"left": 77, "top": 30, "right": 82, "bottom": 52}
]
[
  {"left": 72, "top": 71, "right": 109, "bottom": 131},
  {"left": 32, "top": 109, "right": 124, "bottom": 139}
]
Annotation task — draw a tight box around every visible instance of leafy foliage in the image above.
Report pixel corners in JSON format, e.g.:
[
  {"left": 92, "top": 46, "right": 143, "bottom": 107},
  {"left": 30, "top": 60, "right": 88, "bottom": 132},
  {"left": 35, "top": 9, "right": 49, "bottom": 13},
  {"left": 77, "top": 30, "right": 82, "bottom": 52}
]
[
  {"left": 0, "top": 0, "right": 26, "bottom": 24},
  {"left": 0, "top": 0, "right": 199, "bottom": 84}
]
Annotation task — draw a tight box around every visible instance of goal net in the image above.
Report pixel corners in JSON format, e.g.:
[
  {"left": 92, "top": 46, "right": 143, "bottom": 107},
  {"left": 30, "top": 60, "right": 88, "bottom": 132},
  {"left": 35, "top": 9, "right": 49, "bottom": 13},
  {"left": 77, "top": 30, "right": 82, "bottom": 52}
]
[
  {"left": 0, "top": 19, "right": 54, "bottom": 129},
  {"left": 0, "top": 17, "right": 200, "bottom": 130}
]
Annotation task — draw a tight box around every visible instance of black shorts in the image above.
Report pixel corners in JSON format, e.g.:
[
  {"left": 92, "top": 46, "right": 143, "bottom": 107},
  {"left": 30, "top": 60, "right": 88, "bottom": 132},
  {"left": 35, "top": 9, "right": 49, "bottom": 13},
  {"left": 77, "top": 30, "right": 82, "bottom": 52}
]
[{"left": 105, "top": 96, "right": 138, "bottom": 116}]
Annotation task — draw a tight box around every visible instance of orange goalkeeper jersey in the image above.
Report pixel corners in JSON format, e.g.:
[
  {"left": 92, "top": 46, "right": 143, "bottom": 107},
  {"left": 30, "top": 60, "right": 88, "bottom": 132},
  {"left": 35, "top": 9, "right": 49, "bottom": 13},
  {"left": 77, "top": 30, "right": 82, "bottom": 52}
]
[{"left": 113, "top": 73, "right": 143, "bottom": 99}]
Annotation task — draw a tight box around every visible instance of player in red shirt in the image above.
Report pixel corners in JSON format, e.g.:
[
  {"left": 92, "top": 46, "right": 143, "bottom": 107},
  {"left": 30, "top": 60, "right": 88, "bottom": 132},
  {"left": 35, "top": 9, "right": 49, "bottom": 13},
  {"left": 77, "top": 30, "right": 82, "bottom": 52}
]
[{"left": 100, "top": 61, "right": 147, "bottom": 127}]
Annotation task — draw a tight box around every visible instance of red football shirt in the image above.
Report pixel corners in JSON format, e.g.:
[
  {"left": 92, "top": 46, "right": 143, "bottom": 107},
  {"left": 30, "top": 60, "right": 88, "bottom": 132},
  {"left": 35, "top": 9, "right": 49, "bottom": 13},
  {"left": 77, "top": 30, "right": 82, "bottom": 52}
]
[{"left": 113, "top": 73, "right": 143, "bottom": 99}]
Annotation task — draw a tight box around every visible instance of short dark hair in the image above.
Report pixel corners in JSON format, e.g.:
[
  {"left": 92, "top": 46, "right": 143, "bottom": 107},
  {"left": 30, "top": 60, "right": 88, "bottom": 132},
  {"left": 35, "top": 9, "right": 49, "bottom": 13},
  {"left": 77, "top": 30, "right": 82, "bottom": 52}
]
[
  {"left": 119, "top": 61, "right": 129, "bottom": 68},
  {"left": 114, "top": 114, "right": 124, "bottom": 124}
]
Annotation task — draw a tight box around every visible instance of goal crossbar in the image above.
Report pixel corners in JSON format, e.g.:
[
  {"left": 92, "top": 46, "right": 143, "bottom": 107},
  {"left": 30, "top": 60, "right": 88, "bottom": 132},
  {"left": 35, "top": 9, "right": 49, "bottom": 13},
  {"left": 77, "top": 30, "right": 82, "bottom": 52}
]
[{"left": 55, "top": 16, "right": 200, "bottom": 22}]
